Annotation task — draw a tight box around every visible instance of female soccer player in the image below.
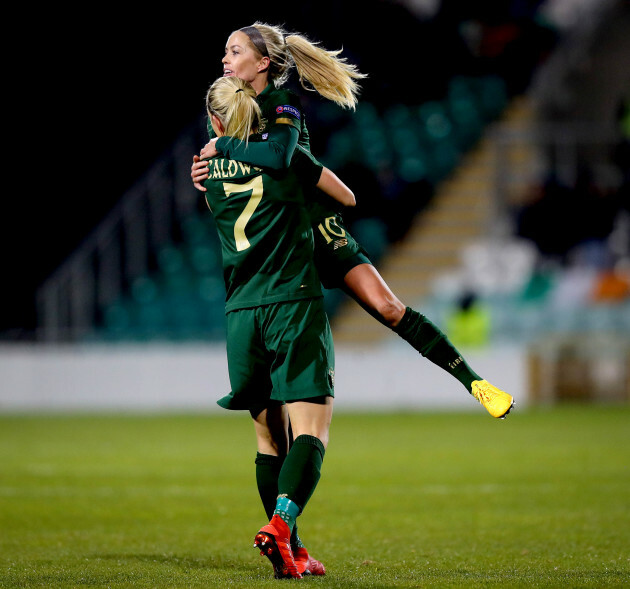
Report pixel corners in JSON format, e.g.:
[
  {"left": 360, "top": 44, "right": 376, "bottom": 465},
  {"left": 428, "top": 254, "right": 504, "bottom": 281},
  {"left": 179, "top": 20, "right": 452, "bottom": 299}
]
[
  {"left": 191, "top": 22, "right": 514, "bottom": 422},
  {"left": 204, "top": 75, "right": 356, "bottom": 579}
]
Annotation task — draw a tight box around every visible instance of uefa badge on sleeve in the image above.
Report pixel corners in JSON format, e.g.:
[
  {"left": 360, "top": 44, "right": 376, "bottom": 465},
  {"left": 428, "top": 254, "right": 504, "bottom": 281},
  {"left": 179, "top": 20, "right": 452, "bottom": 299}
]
[{"left": 275, "top": 105, "right": 301, "bottom": 120}]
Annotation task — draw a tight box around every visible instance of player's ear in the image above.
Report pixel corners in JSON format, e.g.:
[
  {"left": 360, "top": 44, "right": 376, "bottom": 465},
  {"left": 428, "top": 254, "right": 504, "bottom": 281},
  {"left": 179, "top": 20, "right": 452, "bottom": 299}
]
[
  {"left": 257, "top": 56, "right": 270, "bottom": 73},
  {"left": 211, "top": 114, "right": 225, "bottom": 136}
]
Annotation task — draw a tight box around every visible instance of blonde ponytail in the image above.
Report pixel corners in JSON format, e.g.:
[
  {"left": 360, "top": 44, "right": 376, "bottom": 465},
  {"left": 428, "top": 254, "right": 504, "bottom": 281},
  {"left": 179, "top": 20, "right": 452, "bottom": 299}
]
[
  {"left": 206, "top": 77, "right": 262, "bottom": 143},
  {"left": 285, "top": 34, "right": 365, "bottom": 110},
  {"left": 242, "top": 22, "right": 367, "bottom": 110}
]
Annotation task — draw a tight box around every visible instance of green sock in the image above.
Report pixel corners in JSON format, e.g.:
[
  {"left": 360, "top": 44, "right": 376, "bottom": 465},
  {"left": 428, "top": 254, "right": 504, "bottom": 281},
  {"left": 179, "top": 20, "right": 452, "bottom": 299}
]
[
  {"left": 255, "top": 453, "right": 282, "bottom": 520},
  {"left": 255, "top": 452, "right": 303, "bottom": 547},
  {"left": 393, "top": 307, "right": 481, "bottom": 392},
  {"left": 277, "top": 434, "right": 325, "bottom": 516}
]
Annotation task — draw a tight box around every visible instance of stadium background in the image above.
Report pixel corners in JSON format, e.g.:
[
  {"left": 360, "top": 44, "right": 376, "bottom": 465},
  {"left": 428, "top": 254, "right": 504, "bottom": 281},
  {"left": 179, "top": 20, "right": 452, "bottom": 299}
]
[{"left": 2, "top": 0, "right": 629, "bottom": 410}]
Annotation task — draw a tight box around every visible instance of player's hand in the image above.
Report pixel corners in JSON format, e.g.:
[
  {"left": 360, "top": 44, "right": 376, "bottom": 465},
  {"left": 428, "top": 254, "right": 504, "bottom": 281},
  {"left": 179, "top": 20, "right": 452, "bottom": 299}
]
[
  {"left": 191, "top": 154, "right": 209, "bottom": 192},
  {"left": 200, "top": 138, "right": 219, "bottom": 160}
]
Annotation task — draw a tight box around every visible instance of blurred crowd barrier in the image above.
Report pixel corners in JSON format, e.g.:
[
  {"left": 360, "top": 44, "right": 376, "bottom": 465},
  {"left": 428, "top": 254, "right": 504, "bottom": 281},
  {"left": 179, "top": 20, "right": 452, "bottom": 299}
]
[
  {"left": 528, "top": 334, "right": 630, "bottom": 403},
  {"left": 0, "top": 343, "right": 525, "bottom": 412}
]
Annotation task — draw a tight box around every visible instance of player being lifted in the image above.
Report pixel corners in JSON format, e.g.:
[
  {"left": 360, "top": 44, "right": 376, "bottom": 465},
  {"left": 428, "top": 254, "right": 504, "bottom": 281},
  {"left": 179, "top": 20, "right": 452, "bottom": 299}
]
[{"left": 191, "top": 22, "right": 514, "bottom": 421}]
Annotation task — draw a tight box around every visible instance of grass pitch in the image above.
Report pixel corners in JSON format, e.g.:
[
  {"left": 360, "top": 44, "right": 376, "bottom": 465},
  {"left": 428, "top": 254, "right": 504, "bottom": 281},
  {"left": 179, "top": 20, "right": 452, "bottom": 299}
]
[{"left": 1, "top": 405, "right": 629, "bottom": 588}]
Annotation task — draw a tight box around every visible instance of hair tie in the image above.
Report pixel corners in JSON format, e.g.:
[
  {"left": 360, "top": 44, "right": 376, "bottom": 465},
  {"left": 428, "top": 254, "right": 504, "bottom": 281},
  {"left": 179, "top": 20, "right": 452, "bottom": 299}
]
[{"left": 235, "top": 89, "right": 244, "bottom": 93}]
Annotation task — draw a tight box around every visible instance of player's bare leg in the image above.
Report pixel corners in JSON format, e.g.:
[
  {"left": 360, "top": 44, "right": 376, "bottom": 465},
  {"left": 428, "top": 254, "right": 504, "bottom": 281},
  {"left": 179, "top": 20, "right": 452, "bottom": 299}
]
[
  {"left": 343, "top": 263, "right": 406, "bottom": 328},
  {"left": 343, "top": 263, "right": 513, "bottom": 416}
]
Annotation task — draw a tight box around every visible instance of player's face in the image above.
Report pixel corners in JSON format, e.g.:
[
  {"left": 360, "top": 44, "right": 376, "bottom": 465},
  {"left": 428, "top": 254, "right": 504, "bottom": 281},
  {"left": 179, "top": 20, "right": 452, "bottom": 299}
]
[{"left": 222, "top": 31, "right": 265, "bottom": 84}]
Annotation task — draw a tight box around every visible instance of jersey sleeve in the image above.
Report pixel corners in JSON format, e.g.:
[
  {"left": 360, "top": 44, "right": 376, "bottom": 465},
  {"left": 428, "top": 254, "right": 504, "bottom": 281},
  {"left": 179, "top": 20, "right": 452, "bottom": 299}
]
[
  {"left": 264, "top": 88, "right": 303, "bottom": 132},
  {"left": 292, "top": 145, "right": 324, "bottom": 187},
  {"left": 216, "top": 124, "right": 299, "bottom": 170}
]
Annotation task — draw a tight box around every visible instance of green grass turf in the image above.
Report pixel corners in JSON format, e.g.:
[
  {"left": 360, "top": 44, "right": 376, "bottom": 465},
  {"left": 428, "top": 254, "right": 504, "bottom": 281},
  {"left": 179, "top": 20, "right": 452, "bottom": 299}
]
[{"left": 0, "top": 405, "right": 629, "bottom": 588}]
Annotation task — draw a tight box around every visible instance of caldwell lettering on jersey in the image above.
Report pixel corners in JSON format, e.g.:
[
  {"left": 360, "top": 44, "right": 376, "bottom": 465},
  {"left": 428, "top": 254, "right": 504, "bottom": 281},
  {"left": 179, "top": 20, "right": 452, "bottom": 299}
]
[{"left": 208, "top": 159, "right": 262, "bottom": 180}]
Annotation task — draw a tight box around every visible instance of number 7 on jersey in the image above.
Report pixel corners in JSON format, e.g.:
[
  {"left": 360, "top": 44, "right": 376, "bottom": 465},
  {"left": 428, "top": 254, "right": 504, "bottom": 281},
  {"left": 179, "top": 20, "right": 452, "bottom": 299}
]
[{"left": 222, "top": 176, "right": 264, "bottom": 251}]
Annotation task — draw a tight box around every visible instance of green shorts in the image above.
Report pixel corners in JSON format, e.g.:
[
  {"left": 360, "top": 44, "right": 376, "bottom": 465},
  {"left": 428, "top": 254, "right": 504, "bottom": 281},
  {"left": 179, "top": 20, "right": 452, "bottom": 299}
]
[
  {"left": 312, "top": 213, "right": 372, "bottom": 289},
  {"left": 217, "top": 297, "right": 335, "bottom": 412}
]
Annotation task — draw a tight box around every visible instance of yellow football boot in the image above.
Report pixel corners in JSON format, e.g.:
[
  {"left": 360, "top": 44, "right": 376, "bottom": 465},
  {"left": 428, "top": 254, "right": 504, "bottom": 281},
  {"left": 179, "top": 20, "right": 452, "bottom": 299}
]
[{"left": 471, "top": 380, "right": 514, "bottom": 419}]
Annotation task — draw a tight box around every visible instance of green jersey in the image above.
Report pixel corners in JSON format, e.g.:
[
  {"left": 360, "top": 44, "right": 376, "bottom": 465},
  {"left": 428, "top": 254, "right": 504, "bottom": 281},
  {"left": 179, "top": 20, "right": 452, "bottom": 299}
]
[
  {"left": 210, "top": 85, "right": 340, "bottom": 220},
  {"left": 207, "top": 83, "right": 373, "bottom": 289},
  {"left": 203, "top": 144, "right": 323, "bottom": 313}
]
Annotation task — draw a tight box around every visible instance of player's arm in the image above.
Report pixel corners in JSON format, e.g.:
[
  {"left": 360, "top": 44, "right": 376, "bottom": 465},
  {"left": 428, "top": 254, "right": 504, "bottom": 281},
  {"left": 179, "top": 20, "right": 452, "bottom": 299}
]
[
  {"left": 215, "top": 122, "right": 299, "bottom": 170},
  {"left": 317, "top": 168, "right": 356, "bottom": 207},
  {"left": 191, "top": 120, "right": 219, "bottom": 192},
  {"left": 213, "top": 94, "right": 303, "bottom": 170},
  {"left": 294, "top": 145, "right": 355, "bottom": 208},
  {"left": 191, "top": 123, "right": 299, "bottom": 191},
  {"left": 193, "top": 92, "right": 304, "bottom": 189}
]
